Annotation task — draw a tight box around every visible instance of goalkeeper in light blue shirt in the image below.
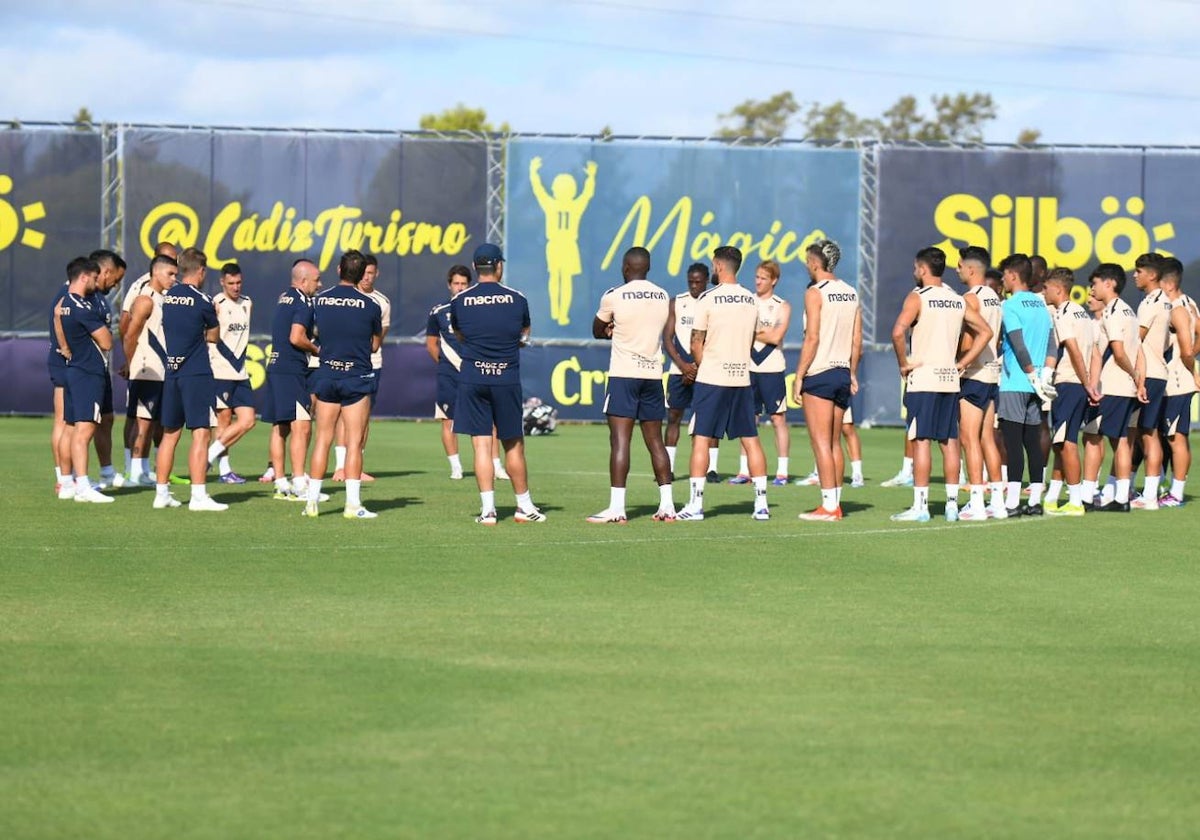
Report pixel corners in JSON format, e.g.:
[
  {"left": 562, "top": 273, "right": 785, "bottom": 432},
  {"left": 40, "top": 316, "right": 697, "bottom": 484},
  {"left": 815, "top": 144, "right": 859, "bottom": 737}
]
[{"left": 997, "top": 253, "right": 1057, "bottom": 516}]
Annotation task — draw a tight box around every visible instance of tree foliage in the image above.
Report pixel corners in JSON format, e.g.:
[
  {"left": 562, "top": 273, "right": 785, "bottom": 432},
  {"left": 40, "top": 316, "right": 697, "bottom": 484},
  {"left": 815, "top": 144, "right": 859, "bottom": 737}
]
[
  {"left": 418, "top": 103, "right": 510, "bottom": 134},
  {"left": 72, "top": 106, "right": 94, "bottom": 131},
  {"left": 716, "top": 91, "right": 798, "bottom": 140}
]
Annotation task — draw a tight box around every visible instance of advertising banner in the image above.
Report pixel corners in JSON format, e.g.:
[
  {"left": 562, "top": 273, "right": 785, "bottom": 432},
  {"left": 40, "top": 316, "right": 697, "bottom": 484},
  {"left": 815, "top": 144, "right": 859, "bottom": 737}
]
[
  {"left": 0, "top": 130, "right": 103, "bottom": 332},
  {"left": 121, "top": 131, "right": 488, "bottom": 336},
  {"left": 506, "top": 139, "right": 861, "bottom": 340},
  {"left": 875, "top": 147, "right": 1196, "bottom": 328}
]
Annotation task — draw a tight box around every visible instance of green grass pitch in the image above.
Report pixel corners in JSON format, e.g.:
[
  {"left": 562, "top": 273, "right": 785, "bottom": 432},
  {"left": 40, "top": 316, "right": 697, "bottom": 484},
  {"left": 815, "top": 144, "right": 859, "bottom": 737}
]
[{"left": 2, "top": 416, "right": 1199, "bottom": 839}]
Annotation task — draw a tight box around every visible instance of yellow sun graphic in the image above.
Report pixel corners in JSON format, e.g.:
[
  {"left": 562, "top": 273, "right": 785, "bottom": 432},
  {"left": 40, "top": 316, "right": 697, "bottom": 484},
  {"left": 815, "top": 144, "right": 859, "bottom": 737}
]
[{"left": 0, "top": 174, "right": 47, "bottom": 251}]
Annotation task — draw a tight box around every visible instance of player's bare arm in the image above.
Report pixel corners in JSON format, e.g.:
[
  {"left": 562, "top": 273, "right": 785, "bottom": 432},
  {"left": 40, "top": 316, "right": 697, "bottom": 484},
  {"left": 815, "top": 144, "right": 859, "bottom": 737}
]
[
  {"left": 956, "top": 306, "right": 994, "bottom": 373},
  {"left": 891, "top": 291, "right": 921, "bottom": 376}
]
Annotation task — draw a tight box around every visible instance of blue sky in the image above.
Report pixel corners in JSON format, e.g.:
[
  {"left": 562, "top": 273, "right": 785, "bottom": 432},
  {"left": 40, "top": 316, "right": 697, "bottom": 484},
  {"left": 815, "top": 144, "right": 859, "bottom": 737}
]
[{"left": 2, "top": 0, "right": 1198, "bottom": 144}]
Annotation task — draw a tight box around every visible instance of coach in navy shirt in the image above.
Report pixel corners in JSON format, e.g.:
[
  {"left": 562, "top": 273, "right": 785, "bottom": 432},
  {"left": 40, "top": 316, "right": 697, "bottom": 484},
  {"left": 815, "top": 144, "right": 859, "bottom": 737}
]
[
  {"left": 449, "top": 243, "right": 545, "bottom": 524},
  {"left": 305, "top": 249, "right": 383, "bottom": 520},
  {"left": 155, "top": 247, "right": 226, "bottom": 512}
]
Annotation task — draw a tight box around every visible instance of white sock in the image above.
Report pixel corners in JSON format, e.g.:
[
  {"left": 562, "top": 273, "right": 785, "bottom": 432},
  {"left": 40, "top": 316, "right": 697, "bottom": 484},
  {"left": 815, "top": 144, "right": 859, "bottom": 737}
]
[
  {"left": 123, "top": 447, "right": 132, "bottom": 473},
  {"left": 820, "top": 488, "right": 837, "bottom": 510},
  {"left": 480, "top": 490, "right": 495, "bottom": 513},
  {"left": 989, "top": 482, "right": 1005, "bottom": 507},
  {"left": 190, "top": 483, "right": 208, "bottom": 501},
  {"left": 1171, "top": 478, "right": 1186, "bottom": 498},
  {"left": 335, "top": 446, "right": 347, "bottom": 471},
  {"left": 1046, "top": 479, "right": 1063, "bottom": 504},
  {"left": 1001, "top": 465, "right": 1009, "bottom": 483},
  {"left": 275, "top": 476, "right": 290, "bottom": 493},
  {"left": 666, "top": 446, "right": 677, "bottom": 471},
  {"left": 73, "top": 474, "right": 90, "bottom": 493},
  {"left": 218, "top": 455, "right": 232, "bottom": 475},
  {"left": 130, "top": 457, "right": 144, "bottom": 479},
  {"left": 609, "top": 486, "right": 626, "bottom": 514},
  {"left": 658, "top": 483, "right": 673, "bottom": 509},
  {"left": 776, "top": 457, "right": 789, "bottom": 477},
  {"left": 752, "top": 475, "right": 767, "bottom": 509},
  {"left": 1006, "top": 481, "right": 1021, "bottom": 509},
  {"left": 155, "top": 482, "right": 169, "bottom": 500},
  {"left": 914, "top": 486, "right": 929, "bottom": 511},
  {"left": 515, "top": 490, "right": 533, "bottom": 511},
  {"left": 738, "top": 454, "right": 748, "bottom": 476},
  {"left": 1042, "top": 466, "right": 1049, "bottom": 484},
  {"left": 1143, "top": 474, "right": 1161, "bottom": 501},
  {"left": 310, "top": 478, "right": 325, "bottom": 503},
  {"left": 851, "top": 460, "right": 863, "bottom": 481},
  {"left": 689, "top": 476, "right": 705, "bottom": 509},
  {"left": 345, "top": 478, "right": 360, "bottom": 507},
  {"left": 708, "top": 448, "right": 719, "bottom": 473},
  {"left": 493, "top": 456, "right": 504, "bottom": 473},
  {"left": 1081, "top": 479, "right": 1097, "bottom": 503},
  {"left": 1115, "top": 478, "right": 1131, "bottom": 504},
  {"left": 1068, "top": 484, "right": 1082, "bottom": 506},
  {"left": 292, "top": 474, "right": 309, "bottom": 494},
  {"left": 834, "top": 486, "right": 842, "bottom": 506},
  {"left": 55, "top": 466, "right": 64, "bottom": 484},
  {"left": 902, "top": 456, "right": 914, "bottom": 477},
  {"left": 207, "top": 441, "right": 225, "bottom": 464},
  {"left": 1028, "top": 482, "right": 1044, "bottom": 506},
  {"left": 970, "top": 485, "right": 985, "bottom": 510},
  {"left": 946, "top": 483, "right": 959, "bottom": 501},
  {"left": 448, "top": 453, "right": 462, "bottom": 472}
]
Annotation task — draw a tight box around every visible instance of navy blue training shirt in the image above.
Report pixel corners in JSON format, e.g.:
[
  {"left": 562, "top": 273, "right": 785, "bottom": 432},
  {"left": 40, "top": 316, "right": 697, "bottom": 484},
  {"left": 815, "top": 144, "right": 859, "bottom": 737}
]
[
  {"left": 426, "top": 299, "right": 465, "bottom": 374},
  {"left": 161, "top": 283, "right": 218, "bottom": 377},
  {"left": 59, "top": 292, "right": 109, "bottom": 375},
  {"left": 269, "top": 287, "right": 315, "bottom": 374},
  {"left": 312, "top": 285, "right": 382, "bottom": 377},
  {"left": 47, "top": 285, "right": 69, "bottom": 373},
  {"left": 450, "top": 283, "right": 530, "bottom": 385}
]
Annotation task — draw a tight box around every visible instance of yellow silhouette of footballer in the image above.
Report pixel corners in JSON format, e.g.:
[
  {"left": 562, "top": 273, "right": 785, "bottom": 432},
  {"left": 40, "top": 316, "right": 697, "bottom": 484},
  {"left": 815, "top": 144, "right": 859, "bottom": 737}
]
[{"left": 530, "top": 156, "right": 597, "bottom": 326}]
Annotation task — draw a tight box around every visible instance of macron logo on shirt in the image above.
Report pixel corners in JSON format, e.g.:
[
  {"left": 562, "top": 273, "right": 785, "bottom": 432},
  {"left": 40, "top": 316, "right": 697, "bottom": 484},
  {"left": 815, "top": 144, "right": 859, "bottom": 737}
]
[
  {"left": 318, "top": 296, "right": 366, "bottom": 308},
  {"left": 464, "top": 294, "right": 514, "bottom": 306},
  {"left": 163, "top": 294, "right": 194, "bottom": 306}
]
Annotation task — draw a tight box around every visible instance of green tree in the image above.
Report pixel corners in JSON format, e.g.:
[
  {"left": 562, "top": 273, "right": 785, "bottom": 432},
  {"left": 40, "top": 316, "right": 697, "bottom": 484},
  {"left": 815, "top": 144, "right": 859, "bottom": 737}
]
[
  {"left": 72, "top": 106, "right": 94, "bottom": 131},
  {"left": 716, "top": 91, "right": 798, "bottom": 140},
  {"left": 419, "top": 103, "right": 510, "bottom": 133}
]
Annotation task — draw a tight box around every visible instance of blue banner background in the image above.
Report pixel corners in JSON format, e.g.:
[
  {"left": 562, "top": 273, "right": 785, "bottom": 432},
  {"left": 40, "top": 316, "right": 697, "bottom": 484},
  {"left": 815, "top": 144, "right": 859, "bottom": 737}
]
[{"left": 505, "top": 140, "right": 861, "bottom": 340}]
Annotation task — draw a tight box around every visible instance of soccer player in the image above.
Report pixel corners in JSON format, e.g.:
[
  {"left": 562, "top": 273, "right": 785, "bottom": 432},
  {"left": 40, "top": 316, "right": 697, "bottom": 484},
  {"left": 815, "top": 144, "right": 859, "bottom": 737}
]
[
  {"left": 662, "top": 263, "right": 720, "bottom": 481},
  {"left": 890, "top": 247, "right": 992, "bottom": 522},
  {"left": 1042, "top": 268, "right": 1098, "bottom": 516},
  {"left": 730, "top": 260, "right": 791, "bottom": 486},
  {"left": 1158, "top": 257, "right": 1200, "bottom": 506},
  {"left": 263, "top": 259, "right": 321, "bottom": 501},
  {"left": 1081, "top": 263, "right": 1147, "bottom": 512},
  {"left": 996, "top": 253, "right": 1057, "bottom": 516},
  {"left": 677, "top": 246, "right": 770, "bottom": 522},
  {"left": 331, "top": 253, "right": 389, "bottom": 482},
  {"left": 121, "top": 254, "right": 177, "bottom": 485},
  {"left": 955, "top": 246, "right": 1006, "bottom": 520},
  {"left": 1131, "top": 253, "right": 1173, "bottom": 509},
  {"left": 55, "top": 256, "right": 115, "bottom": 503},
  {"left": 450, "top": 243, "right": 545, "bottom": 524},
  {"left": 207, "top": 262, "right": 255, "bottom": 483},
  {"left": 83, "top": 249, "right": 127, "bottom": 490},
  {"left": 305, "top": 250, "right": 383, "bottom": 519},
  {"left": 155, "top": 247, "right": 225, "bottom": 511},
  {"left": 588, "top": 246, "right": 674, "bottom": 523},
  {"left": 426, "top": 265, "right": 472, "bottom": 479},
  {"left": 118, "top": 241, "right": 177, "bottom": 477},
  {"left": 795, "top": 239, "right": 861, "bottom": 521}
]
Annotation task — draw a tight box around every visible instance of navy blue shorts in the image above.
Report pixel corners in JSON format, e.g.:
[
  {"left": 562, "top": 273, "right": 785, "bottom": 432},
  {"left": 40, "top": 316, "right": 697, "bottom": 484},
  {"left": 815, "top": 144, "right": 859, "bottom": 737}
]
[
  {"left": 603, "top": 376, "right": 665, "bottom": 421},
  {"left": 162, "top": 374, "right": 216, "bottom": 431},
  {"left": 435, "top": 370, "right": 458, "bottom": 420},
  {"left": 1050, "top": 383, "right": 1088, "bottom": 445},
  {"left": 1137, "top": 377, "right": 1168, "bottom": 431},
  {"left": 455, "top": 382, "right": 524, "bottom": 440},
  {"left": 959, "top": 378, "right": 998, "bottom": 411},
  {"left": 63, "top": 368, "right": 105, "bottom": 425},
  {"left": 905, "top": 391, "right": 959, "bottom": 441},
  {"left": 801, "top": 367, "right": 852, "bottom": 410},
  {"left": 48, "top": 355, "right": 68, "bottom": 388},
  {"left": 100, "top": 374, "right": 114, "bottom": 416},
  {"left": 264, "top": 372, "right": 312, "bottom": 424},
  {"left": 690, "top": 383, "right": 757, "bottom": 440},
  {"left": 666, "top": 373, "right": 693, "bottom": 412},
  {"left": 750, "top": 370, "right": 788, "bottom": 415},
  {"left": 127, "top": 380, "right": 163, "bottom": 421},
  {"left": 369, "top": 367, "right": 382, "bottom": 408},
  {"left": 312, "top": 373, "right": 375, "bottom": 407},
  {"left": 1085, "top": 394, "right": 1136, "bottom": 440},
  {"left": 1161, "top": 394, "right": 1193, "bottom": 437},
  {"left": 215, "top": 378, "right": 255, "bottom": 411}
]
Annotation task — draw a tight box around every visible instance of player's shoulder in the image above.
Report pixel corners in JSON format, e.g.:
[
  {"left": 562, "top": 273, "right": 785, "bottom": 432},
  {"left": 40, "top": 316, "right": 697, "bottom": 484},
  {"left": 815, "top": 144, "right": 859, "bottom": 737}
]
[
  {"left": 771, "top": 293, "right": 786, "bottom": 305},
  {"left": 499, "top": 283, "right": 527, "bottom": 301},
  {"left": 600, "top": 285, "right": 619, "bottom": 298}
]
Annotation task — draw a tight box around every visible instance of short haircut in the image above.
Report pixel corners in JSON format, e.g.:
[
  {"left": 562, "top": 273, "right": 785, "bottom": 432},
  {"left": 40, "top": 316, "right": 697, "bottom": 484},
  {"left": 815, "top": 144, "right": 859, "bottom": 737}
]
[
  {"left": 150, "top": 254, "right": 178, "bottom": 274},
  {"left": 998, "top": 253, "right": 1032, "bottom": 286},
  {"left": 1135, "top": 252, "right": 1164, "bottom": 277},
  {"left": 686, "top": 262, "right": 709, "bottom": 278},
  {"left": 221, "top": 262, "right": 242, "bottom": 276},
  {"left": 66, "top": 256, "right": 100, "bottom": 282},
  {"left": 1030, "top": 254, "right": 1048, "bottom": 275},
  {"left": 712, "top": 245, "right": 743, "bottom": 274},
  {"left": 959, "top": 245, "right": 990, "bottom": 267},
  {"left": 915, "top": 247, "right": 946, "bottom": 277},
  {"left": 177, "top": 247, "right": 207, "bottom": 278},
  {"left": 154, "top": 241, "right": 179, "bottom": 257},
  {"left": 623, "top": 246, "right": 651, "bottom": 275},
  {"left": 1091, "top": 262, "right": 1126, "bottom": 295},
  {"left": 985, "top": 267, "right": 1003, "bottom": 285},
  {"left": 292, "top": 257, "right": 315, "bottom": 268},
  {"left": 363, "top": 253, "right": 378, "bottom": 268},
  {"left": 447, "top": 264, "right": 472, "bottom": 284},
  {"left": 88, "top": 248, "right": 122, "bottom": 269},
  {"left": 338, "top": 249, "right": 367, "bottom": 285},
  {"left": 1045, "top": 267, "right": 1075, "bottom": 289},
  {"left": 806, "top": 239, "right": 841, "bottom": 271},
  {"left": 757, "top": 259, "right": 781, "bottom": 282},
  {"left": 1160, "top": 256, "right": 1184, "bottom": 285}
]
